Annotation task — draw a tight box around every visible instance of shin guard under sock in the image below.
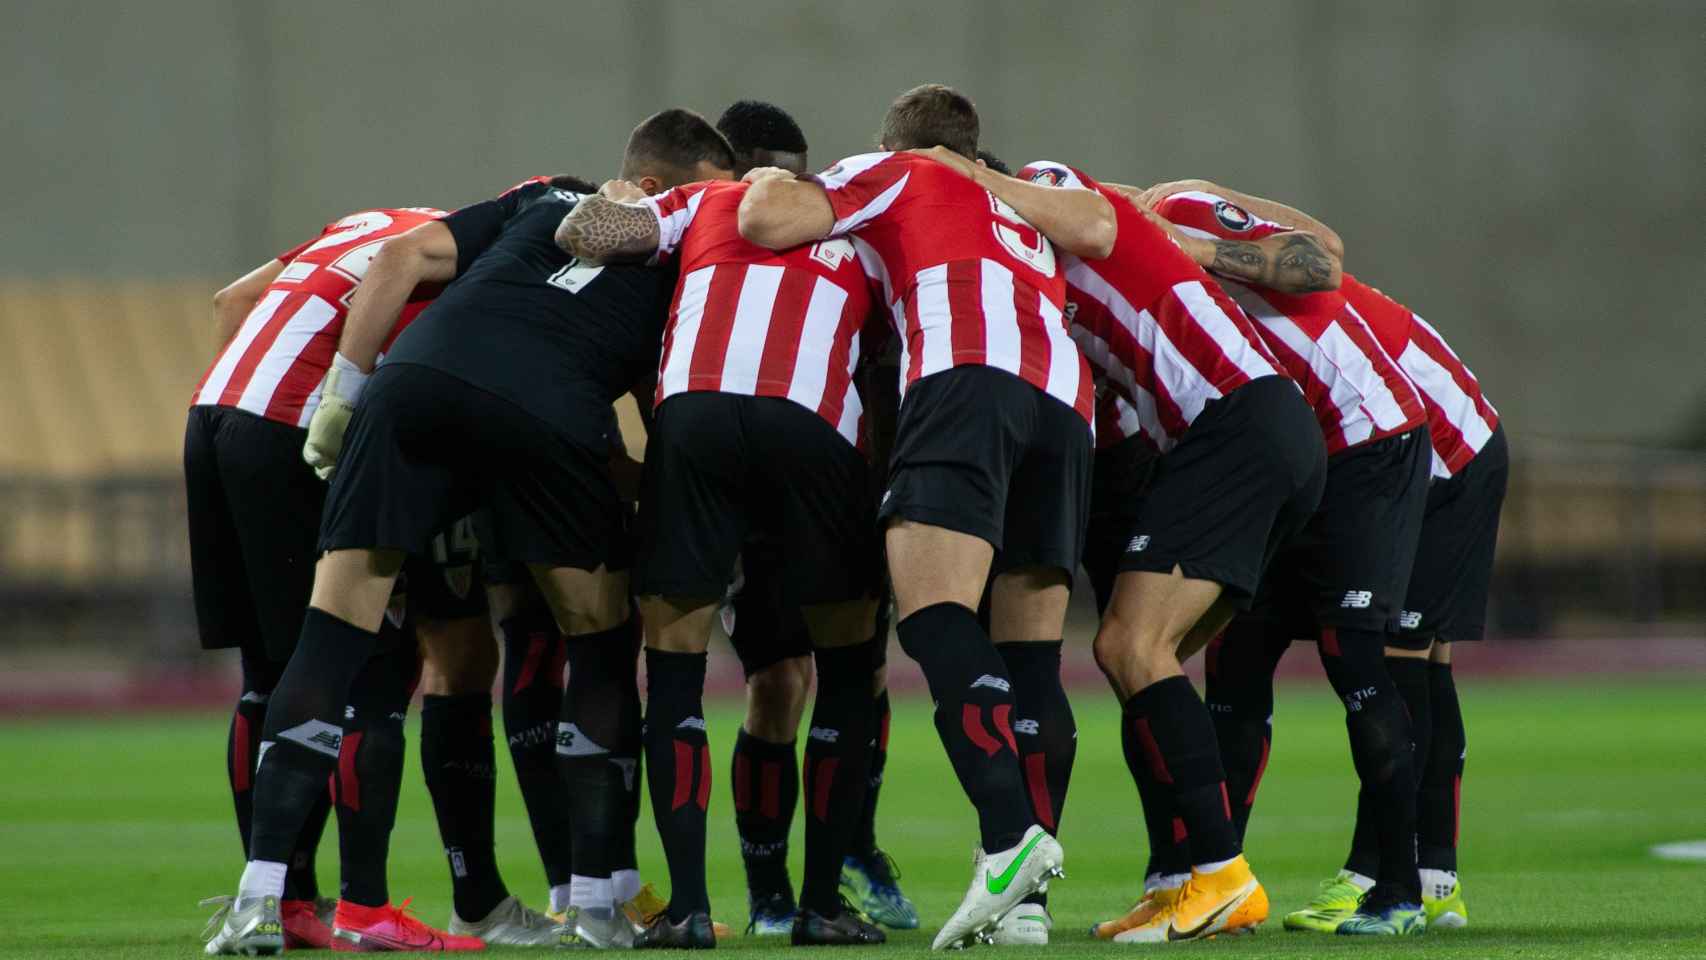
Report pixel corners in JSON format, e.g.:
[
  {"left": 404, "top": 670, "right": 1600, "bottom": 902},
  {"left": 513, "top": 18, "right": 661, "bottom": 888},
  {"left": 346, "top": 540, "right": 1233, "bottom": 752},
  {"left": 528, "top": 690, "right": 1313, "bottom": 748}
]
[
  {"left": 1343, "top": 655, "right": 1432, "bottom": 879},
  {"left": 1418, "top": 661, "right": 1465, "bottom": 872},
  {"left": 500, "top": 605, "right": 575, "bottom": 889},
  {"left": 643, "top": 648, "right": 711, "bottom": 920},
  {"left": 232, "top": 655, "right": 328, "bottom": 901},
  {"left": 559, "top": 619, "right": 643, "bottom": 897},
  {"left": 852, "top": 689, "right": 892, "bottom": 856},
  {"left": 730, "top": 729, "right": 798, "bottom": 899},
  {"left": 1203, "top": 623, "right": 1291, "bottom": 843},
  {"left": 898, "top": 603, "right": 1033, "bottom": 852},
  {"left": 800, "top": 640, "right": 878, "bottom": 915},
  {"left": 421, "top": 692, "right": 509, "bottom": 921},
  {"left": 998, "top": 641, "right": 1076, "bottom": 834},
  {"left": 250, "top": 609, "right": 379, "bottom": 866},
  {"left": 1123, "top": 675, "right": 1240, "bottom": 867},
  {"left": 333, "top": 639, "right": 416, "bottom": 907},
  {"left": 1317, "top": 628, "right": 1420, "bottom": 902}
]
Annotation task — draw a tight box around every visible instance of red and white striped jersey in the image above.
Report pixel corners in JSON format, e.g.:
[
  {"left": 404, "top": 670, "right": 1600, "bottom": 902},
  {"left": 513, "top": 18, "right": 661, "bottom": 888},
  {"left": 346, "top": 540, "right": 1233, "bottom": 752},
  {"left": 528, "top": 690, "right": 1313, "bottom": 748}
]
[
  {"left": 1154, "top": 190, "right": 1426, "bottom": 454},
  {"left": 192, "top": 207, "right": 446, "bottom": 426},
  {"left": 1021, "top": 162, "right": 1286, "bottom": 454},
  {"left": 642, "top": 180, "right": 881, "bottom": 447},
  {"left": 1094, "top": 388, "right": 1143, "bottom": 449},
  {"left": 809, "top": 152, "right": 1094, "bottom": 425},
  {"left": 1340, "top": 275, "right": 1499, "bottom": 478}
]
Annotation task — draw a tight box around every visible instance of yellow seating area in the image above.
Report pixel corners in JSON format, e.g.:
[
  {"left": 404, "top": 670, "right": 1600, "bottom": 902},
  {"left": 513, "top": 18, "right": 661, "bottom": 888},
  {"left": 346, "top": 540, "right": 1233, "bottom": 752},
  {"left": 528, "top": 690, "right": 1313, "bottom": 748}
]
[{"left": 0, "top": 280, "right": 219, "bottom": 476}]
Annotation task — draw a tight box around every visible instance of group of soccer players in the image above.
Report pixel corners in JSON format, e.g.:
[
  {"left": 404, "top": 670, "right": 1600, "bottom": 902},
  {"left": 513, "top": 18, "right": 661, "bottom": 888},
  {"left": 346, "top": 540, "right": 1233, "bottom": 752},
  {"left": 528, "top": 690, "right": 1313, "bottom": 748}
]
[{"left": 191, "top": 82, "right": 1505, "bottom": 953}]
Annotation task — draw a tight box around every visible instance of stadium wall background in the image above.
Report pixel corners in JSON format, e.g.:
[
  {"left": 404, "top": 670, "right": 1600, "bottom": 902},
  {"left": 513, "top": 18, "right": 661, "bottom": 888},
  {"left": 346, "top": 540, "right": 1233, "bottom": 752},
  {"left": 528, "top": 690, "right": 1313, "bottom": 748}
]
[{"left": 1, "top": 1, "right": 1702, "bottom": 663}]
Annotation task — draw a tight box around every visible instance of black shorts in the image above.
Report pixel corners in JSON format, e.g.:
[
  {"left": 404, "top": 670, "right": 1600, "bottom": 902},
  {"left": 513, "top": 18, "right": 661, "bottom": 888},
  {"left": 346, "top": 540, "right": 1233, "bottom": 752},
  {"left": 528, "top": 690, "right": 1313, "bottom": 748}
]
[
  {"left": 1392, "top": 424, "right": 1509, "bottom": 648},
  {"left": 881, "top": 366, "right": 1092, "bottom": 574},
  {"left": 1116, "top": 376, "right": 1327, "bottom": 603},
  {"left": 320, "top": 363, "right": 627, "bottom": 572},
  {"left": 724, "top": 539, "right": 813, "bottom": 678},
  {"left": 184, "top": 406, "right": 326, "bottom": 662},
  {"left": 1082, "top": 431, "right": 1158, "bottom": 614},
  {"left": 635, "top": 392, "right": 878, "bottom": 604},
  {"left": 1248, "top": 423, "right": 1432, "bottom": 635},
  {"left": 396, "top": 515, "right": 491, "bottom": 623}
]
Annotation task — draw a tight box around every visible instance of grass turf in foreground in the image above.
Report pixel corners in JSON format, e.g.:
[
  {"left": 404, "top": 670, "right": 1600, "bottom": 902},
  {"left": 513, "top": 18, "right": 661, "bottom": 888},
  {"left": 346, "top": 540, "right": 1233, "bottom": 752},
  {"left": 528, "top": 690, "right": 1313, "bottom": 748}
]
[{"left": 0, "top": 676, "right": 1703, "bottom": 959}]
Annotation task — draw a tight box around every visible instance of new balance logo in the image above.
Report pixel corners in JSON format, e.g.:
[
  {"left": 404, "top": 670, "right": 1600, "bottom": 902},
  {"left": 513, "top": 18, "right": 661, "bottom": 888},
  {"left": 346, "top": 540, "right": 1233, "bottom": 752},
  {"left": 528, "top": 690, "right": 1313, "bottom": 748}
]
[
  {"left": 556, "top": 722, "right": 610, "bottom": 758},
  {"left": 808, "top": 726, "right": 839, "bottom": 743},
  {"left": 1126, "top": 535, "right": 1151, "bottom": 553},
  {"left": 970, "top": 675, "right": 1011, "bottom": 693},
  {"left": 676, "top": 716, "right": 707, "bottom": 732},
  {"left": 277, "top": 720, "right": 343, "bottom": 758},
  {"left": 1399, "top": 610, "right": 1422, "bottom": 629},
  {"left": 1340, "top": 590, "right": 1374, "bottom": 609},
  {"left": 1012, "top": 718, "right": 1040, "bottom": 736}
]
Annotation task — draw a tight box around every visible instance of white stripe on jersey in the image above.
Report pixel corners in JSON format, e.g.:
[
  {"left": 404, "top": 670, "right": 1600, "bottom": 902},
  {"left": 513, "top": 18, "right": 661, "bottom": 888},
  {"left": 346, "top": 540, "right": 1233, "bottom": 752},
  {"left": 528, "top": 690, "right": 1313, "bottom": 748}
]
[
  {"left": 784, "top": 277, "right": 852, "bottom": 414},
  {"left": 1411, "top": 312, "right": 1498, "bottom": 418},
  {"left": 661, "top": 267, "right": 714, "bottom": 396},
  {"left": 1333, "top": 304, "right": 1418, "bottom": 432},
  {"left": 1068, "top": 323, "right": 1169, "bottom": 450},
  {"left": 913, "top": 263, "right": 954, "bottom": 374},
  {"left": 197, "top": 289, "right": 288, "bottom": 405},
  {"left": 1234, "top": 288, "right": 1374, "bottom": 446},
  {"left": 1399, "top": 340, "right": 1495, "bottom": 478},
  {"left": 719, "top": 264, "right": 785, "bottom": 394},
  {"left": 653, "top": 188, "right": 708, "bottom": 261},
  {"left": 1172, "top": 280, "right": 1279, "bottom": 383},
  {"left": 979, "top": 259, "right": 1023, "bottom": 376},
  {"left": 832, "top": 334, "right": 865, "bottom": 444},
  {"left": 234, "top": 295, "right": 338, "bottom": 417},
  {"left": 1039, "top": 297, "right": 1082, "bottom": 415}
]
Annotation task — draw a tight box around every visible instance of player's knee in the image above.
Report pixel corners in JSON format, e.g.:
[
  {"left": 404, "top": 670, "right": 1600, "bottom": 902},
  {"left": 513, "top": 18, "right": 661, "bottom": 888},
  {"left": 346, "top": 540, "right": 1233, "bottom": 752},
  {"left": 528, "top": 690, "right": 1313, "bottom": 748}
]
[{"left": 745, "top": 657, "right": 812, "bottom": 740}]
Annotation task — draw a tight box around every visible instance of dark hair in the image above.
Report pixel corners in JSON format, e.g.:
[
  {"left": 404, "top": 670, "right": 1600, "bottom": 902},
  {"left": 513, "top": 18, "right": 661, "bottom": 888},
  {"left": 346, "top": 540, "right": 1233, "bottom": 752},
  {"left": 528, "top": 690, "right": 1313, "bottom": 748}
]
[
  {"left": 975, "top": 150, "right": 1011, "bottom": 176},
  {"left": 548, "top": 174, "right": 599, "bottom": 194},
  {"left": 620, "top": 108, "right": 736, "bottom": 183},
  {"left": 880, "top": 83, "right": 978, "bottom": 160},
  {"left": 716, "top": 100, "right": 808, "bottom": 157}
]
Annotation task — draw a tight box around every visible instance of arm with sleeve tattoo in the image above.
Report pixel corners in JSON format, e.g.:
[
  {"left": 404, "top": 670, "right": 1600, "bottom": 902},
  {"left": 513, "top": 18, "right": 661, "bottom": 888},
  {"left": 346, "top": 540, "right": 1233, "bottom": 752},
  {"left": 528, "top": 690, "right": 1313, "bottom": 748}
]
[
  {"left": 1135, "top": 179, "right": 1345, "bottom": 260},
  {"left": 1203, "top": 231, "right": 1341, "bottom": 293},
  {"left": 555, "top": 195, "right": 661, "bottom": 264}
]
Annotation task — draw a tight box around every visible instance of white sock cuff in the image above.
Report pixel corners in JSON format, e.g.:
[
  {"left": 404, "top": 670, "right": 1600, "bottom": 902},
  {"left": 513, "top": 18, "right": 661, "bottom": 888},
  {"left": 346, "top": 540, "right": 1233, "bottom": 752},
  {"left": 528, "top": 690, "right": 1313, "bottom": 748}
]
[
  {"left": 570, "top": 874, "right": 615, "bottom": 911},
  {"left": 549, "top": 883, "right": 574, "bottom": 915},
  {"left": 238, "top": 859, "right": 289, "bottom": 902},
  {"left": 612, "top": 868, "right": 642, "bottom": 905},
  {"left": 1341, "top": 869, "right": 1376, "bottom": 890}
]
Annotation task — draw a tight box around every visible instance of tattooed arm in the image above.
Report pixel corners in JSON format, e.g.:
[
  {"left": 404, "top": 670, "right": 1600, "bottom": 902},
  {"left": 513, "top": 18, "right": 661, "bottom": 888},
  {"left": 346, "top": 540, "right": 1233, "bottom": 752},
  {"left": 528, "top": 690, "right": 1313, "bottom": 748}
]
[
  {"left": 555, "top": 185, "right": 660, "bottom": 264},
  {"left": 1201, "top": 232, "right": 1342, "bottom": 293},
  {"left": 1134, "top": 179, "right": 1345, "bottom": 261}
]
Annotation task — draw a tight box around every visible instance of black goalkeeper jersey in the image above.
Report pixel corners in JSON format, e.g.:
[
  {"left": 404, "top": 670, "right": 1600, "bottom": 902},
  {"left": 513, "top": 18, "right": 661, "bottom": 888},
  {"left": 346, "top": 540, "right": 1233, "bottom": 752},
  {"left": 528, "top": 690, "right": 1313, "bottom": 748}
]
[{"left": 383, "top": 180, "right": 674, "bottom": 449}]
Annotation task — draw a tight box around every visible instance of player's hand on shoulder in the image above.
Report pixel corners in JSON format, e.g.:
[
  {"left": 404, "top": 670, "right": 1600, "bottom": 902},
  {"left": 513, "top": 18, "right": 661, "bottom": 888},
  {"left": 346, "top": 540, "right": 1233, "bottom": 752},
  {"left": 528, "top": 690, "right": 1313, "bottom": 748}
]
[
  {"left": 905, "top": 145, "right": 979, "bottom": 178},
  {"left": 1138, "top": 178, "right": 1216, "bottom": 207},
  {"left": 742, "top": 166, "right": 796, "bottom": 185},
  {"left": 598, "top": 179, "right": 647, "bottom": 203}
]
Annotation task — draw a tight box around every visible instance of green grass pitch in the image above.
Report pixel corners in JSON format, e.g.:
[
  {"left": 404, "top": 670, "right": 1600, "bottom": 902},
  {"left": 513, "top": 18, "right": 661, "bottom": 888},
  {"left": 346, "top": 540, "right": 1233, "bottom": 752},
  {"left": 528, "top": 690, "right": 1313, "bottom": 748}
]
[{"left": 2, "top": 676, "right": 1703, "bottom": 958}]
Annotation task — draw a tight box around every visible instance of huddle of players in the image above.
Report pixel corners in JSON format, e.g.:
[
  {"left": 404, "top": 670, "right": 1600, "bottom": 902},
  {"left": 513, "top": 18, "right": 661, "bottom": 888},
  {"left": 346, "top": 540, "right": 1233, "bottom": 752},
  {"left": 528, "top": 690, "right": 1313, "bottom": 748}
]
[{"left": 196, "top": 79, "right": 1506, "bottom": 954}]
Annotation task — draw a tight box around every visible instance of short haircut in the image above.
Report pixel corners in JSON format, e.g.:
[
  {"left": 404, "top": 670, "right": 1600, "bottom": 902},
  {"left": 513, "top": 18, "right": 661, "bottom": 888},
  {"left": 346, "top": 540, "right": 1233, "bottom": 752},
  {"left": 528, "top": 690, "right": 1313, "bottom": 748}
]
[
  {"left": 716, "top": 100, "right": 808, "bottom": 157},
  {"left": 879, "top": 83, "right": 978, "bottom": 160},
  {"left": 976, "top": 150, "right": 1011, "bottom": 176},
  {"left": 548, "top": 174, "right": 599, "bottom": 194},
  {"left": 620, "top": 108, "right": 736, "bottom": 182}
]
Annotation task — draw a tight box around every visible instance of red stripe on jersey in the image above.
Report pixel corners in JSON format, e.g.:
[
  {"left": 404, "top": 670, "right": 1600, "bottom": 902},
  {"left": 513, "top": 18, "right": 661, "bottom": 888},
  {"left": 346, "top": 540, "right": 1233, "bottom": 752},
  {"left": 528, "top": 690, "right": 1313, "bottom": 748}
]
[
  {"left": 1012, "top": 284, "right": 1051, "bottom": 388},
  {"left": 752, "top": 268, "right": 814, "bottom": 392},
  {"left": 1335, "top": 316, "right": 1426, "bottom": 442},
  {"left": 815, "top": 296, "right": 861, "bottom": 430},
  {"left": 216, "top": 298, "right": 298, "bottom": 407},
  {"left": 686, "top": 263, "right": 748, "bottom": 391},
  {"left": 903, "top": 293, "right": 925, "bottom": 385},
  {"left": 947, "top": 259, "right": 986, "bottom": 363},
  {"left": 1258, "top": 324, "right": 1351, "bottom": 453}
]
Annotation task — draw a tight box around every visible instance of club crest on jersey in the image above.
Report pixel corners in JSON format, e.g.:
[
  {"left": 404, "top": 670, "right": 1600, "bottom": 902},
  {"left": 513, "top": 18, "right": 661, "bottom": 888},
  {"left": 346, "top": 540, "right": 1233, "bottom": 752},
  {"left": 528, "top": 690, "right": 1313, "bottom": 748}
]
[
  {"left": 1213, "top": 200, "right": 1254, "bottom": 232},
  {"left": 1029, "top": 167, "right": 1068, "bottom": 187}
]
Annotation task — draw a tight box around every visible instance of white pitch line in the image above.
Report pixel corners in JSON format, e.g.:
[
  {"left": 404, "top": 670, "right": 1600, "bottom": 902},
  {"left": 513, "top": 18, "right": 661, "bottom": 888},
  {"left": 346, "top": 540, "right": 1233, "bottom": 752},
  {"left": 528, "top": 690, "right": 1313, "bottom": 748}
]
[{"left": 1649, "top": 840, "right": 1706, "bottom": 862}]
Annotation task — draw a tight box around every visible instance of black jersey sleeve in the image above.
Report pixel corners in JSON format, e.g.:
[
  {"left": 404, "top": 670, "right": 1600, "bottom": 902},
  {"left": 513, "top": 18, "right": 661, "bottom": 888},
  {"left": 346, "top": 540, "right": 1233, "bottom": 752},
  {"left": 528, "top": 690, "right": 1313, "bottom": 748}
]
[{"left": 442, "top": 181, "right": 554, "bottom": 276}]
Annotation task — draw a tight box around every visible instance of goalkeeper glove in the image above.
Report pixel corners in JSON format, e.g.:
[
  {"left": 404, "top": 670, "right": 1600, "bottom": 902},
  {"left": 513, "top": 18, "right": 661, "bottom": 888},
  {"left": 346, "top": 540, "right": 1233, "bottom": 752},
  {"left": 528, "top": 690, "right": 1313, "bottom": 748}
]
[{"left": 303, "top": 353, "right": 370, "bottom": 480}]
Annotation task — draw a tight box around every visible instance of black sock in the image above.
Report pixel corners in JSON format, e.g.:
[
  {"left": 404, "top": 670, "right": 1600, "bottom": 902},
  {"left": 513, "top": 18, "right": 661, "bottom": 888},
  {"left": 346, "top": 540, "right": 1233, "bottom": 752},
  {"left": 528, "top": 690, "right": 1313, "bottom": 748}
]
[
  {"left": 800, "top": 641, "right": 878, "bottom": 915},
  {"left": 1418, "top": 661, "right": 1465, "bottom": 872},
  {"left": 999, "top": 641, "right": 1075, "bottom": 908},
  {"left": 421, "top": 692, "right": 509, "bottom": 921},
  {"left": 1317, "top": 629, "right": 1419, "bottom": 902},
  {"left": 250, "top": 609, "right": 379, "bottom": 866},
  {"left": 231, "top": 653, "right": 329, "bottom": 902},
  {"left": 1345, "top": 655, "right": 1431, "bottom": 879},
  {"left": 1123, "top": 675, "right": 1240, "bottom": 867},
  {"left": 852, "top": 689, "right": 891, "bottom": 856},
  {"left": 500, "top": 603, "right": 575, "bottom": 889},
  {"left": 1204, "top": 623, "right": 1290, "bottom": 843},
  {"left": 731, "top": 729, "right": 797, "bottom": 901},
  {"left": 898, "top": 603, "right": 1033, "bottom": 852},
  {"left": 644, "top": 648, "right": 711, "bottom": 921},
  {"left": 559, "top": 619, "right": 643, "bottom": 892},
  {"left": 333, "top": 638, "right": 416, "bottom": 907},
  {"left": 1125, "top": 716, "right": 1191, "bottom": 880}
]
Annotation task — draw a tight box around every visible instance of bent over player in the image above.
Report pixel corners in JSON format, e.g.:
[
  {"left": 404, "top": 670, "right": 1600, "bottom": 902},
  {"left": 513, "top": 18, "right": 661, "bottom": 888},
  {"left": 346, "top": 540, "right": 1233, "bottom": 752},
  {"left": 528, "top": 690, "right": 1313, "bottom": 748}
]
[
  {"left": 739, "top": 84, "right": 1117, "bottom": 949},
  {"left": 202, "top": 110, "right": 734, "bottom": 956}
]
